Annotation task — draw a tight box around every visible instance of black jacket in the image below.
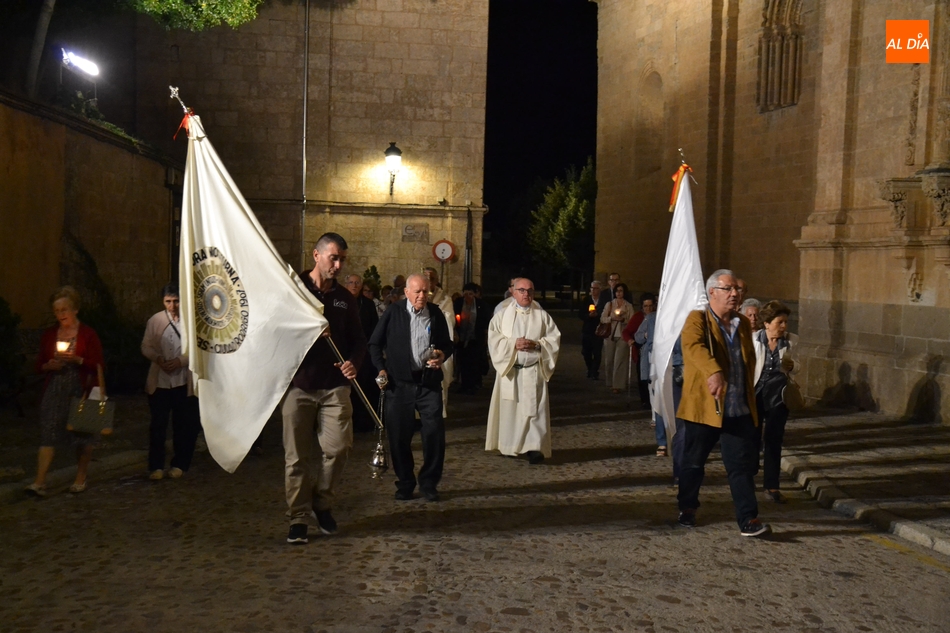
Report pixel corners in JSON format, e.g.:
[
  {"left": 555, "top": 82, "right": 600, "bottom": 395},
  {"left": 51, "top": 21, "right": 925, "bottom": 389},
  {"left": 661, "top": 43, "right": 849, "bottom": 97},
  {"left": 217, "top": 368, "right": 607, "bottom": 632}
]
[
  {"left": 579, "top": 293, "right": 601, "bottom": 335},
  {"left": 357, "top": 295, "right": 379, "bottom": 340},
  {"left": 453, "top": 296, "right": 489, "bottom": 344},
  {"left": 368, "top": 300, "right": 454, "bottom": 389}
]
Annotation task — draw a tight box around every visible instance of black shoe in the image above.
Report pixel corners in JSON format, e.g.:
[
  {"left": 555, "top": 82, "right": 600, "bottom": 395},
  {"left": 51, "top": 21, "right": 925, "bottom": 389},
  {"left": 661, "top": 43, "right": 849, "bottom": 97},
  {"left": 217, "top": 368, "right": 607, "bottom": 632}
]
[
  {"left": 527, "top": 451, "right": 544, "bottom": 465},
  {"left": 677, "top": 510, "right": 696, "bottom": 528},
  {"left": 315, "top": 510, "right": 338, "bottom": 535},
  {"left": 287, "top": 523, "right": 308, "bottom": 545},
  {"left": 421, "top": 488, "right": 440, "bottom": 502},
  {"left": 764, "top": 489, "right": 787, "bottom": 504},
  {"left": 395, "top": 489, "right": 414, "bottom": 501},
  {"left": 739, "top": 518, "right": 772, "bottom": 537}
]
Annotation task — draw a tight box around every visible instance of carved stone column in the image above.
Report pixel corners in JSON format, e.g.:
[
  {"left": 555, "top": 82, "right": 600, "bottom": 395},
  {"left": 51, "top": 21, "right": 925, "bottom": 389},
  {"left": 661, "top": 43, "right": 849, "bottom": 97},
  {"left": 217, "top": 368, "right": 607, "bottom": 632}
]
[
  {"left": 922, "top": 172, "right": 950, "bottom": 227},
  {"left": 927, "top": 2, "right": 950, "bottom": 169}
]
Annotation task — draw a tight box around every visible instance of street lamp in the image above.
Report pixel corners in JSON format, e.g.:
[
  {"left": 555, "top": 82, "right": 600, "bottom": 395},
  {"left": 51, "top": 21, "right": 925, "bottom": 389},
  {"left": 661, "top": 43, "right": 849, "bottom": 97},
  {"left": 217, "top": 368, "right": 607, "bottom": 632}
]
[
  {"left": 60, "top": 49, "right": 99, "bottom": 107},
  {"left": 62, "top": 50, "right": 99, "bottom": 77},
  {"left": 384, "top": 141, "right": 402, "bottom": 197}
]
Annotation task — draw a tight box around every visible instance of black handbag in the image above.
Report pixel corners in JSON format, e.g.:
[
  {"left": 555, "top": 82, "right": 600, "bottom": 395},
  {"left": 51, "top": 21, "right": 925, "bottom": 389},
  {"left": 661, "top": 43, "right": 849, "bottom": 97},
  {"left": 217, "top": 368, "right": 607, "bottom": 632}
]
[
  {"left": 66, "top": 364, "right": 115, "bottom": 436},
  {"left": 757, "top": 371, "right": 788, "bottom": 412}
]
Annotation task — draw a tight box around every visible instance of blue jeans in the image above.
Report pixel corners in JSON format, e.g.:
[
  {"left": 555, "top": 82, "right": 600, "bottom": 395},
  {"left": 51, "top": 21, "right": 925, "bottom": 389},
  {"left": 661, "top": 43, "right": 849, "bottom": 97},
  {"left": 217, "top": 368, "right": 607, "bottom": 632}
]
[
  {"left": 671, "top": 376, "right": 685, "bottom": 477},
  {"left": 677, "top": 415, "right": 761, "bottom": 527},
  {"left": 655, "top": 412, "right": 668, "bottom": 447}
]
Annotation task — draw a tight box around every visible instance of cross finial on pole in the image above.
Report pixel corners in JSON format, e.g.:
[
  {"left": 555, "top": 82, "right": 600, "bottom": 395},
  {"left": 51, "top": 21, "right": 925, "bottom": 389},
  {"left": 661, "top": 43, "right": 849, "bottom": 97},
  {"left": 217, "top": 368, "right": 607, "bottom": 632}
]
[
  {"left": 169, "top": 85, "right": 190, "bottom": 113},
  {"left": 677, "top": 147, "right": 699, "bottom": 185}
]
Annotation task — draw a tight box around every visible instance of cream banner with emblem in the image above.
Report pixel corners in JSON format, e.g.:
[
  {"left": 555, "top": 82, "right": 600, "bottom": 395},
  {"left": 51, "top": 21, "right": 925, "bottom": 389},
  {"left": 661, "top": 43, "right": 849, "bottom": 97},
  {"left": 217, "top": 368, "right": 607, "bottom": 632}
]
[{"left": 179, "top": 115, "right": 328, "bottom": 473}]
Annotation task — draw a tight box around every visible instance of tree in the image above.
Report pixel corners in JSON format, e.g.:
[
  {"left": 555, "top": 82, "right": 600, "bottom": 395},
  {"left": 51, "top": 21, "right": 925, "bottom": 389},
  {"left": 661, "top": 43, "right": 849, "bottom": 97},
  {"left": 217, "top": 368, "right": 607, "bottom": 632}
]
[
  {"left": 128, "top": 0, "right": 265, "bottom": 31},
  {"left": 527, "top": 157, "right": 596, "bottom": 274}
]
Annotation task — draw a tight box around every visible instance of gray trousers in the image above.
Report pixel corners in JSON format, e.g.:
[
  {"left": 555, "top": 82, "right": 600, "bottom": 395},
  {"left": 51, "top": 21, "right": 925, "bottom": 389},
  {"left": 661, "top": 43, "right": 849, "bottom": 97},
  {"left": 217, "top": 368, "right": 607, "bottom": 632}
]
[{"left": 281, "top": 385, "right": 353, "bottom": 525}]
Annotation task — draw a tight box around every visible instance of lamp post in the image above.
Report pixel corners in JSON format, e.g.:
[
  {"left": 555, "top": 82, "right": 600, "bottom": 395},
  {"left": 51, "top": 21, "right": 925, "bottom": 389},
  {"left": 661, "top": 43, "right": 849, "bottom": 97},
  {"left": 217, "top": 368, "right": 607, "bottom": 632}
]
[
  {"left": 60, "top": 48, "right": 99, "bottom": 107},
  {"left": 384, "top": 141, "right": 402, "bottom": 198}
]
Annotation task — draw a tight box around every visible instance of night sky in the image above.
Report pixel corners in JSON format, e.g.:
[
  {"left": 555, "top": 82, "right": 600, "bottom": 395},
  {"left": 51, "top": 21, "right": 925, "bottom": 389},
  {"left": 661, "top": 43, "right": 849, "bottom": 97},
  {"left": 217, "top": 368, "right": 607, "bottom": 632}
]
[{"left": 482, "top": 0, "right": 598, "bottom": 282}]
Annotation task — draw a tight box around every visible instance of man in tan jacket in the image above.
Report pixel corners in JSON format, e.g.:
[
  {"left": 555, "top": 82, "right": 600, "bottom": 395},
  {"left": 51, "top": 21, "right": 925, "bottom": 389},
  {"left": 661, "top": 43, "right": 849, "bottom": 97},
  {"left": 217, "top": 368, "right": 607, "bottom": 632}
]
[{"left": 676, "top": 269, "right": 770, "bottom": 537}]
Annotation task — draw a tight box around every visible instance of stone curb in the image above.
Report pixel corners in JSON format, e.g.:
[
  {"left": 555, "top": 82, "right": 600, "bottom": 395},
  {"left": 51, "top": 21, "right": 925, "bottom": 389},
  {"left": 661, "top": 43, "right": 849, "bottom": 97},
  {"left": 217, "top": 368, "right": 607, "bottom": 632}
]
[
  {"left": 0, "top": 449, "right": 147, "bottom": 504},
  {"left": 782, "top": 453, "right": 950, "bottom": 556}
]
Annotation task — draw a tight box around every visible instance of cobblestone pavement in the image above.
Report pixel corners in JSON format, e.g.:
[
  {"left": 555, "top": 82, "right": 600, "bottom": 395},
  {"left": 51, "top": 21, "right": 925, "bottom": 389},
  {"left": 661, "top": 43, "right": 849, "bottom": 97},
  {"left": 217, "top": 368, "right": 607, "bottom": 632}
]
[{"left": 2, "top": 312, "right": 949, "bottom": 632}]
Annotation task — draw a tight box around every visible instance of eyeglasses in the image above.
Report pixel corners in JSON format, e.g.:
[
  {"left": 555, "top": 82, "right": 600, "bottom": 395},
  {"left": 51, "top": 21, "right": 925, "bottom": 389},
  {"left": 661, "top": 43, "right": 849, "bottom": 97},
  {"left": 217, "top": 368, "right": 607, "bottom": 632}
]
[
  {"left": 513, "top": 288, "right": 533, "bottom": 294},
  {"left": 608, "top": 277, "right": 620, "bottom": 282},
  {"left": 712, "top": 286, "right": 739, "bottom": 293}
]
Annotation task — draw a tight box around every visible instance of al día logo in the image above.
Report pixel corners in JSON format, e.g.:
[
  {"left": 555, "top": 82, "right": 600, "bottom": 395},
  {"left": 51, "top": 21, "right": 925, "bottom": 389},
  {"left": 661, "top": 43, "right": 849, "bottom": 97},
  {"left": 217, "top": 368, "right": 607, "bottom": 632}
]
[{"left": 192, "top": 246, "right": 249, "bottom": 354}]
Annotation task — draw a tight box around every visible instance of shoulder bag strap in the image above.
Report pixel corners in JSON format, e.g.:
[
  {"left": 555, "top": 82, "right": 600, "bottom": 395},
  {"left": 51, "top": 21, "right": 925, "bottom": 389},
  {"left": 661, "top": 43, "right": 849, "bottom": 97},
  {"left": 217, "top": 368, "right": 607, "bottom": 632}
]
[{"left": 166, "top": 311, "right": 181, "bottom": 339}]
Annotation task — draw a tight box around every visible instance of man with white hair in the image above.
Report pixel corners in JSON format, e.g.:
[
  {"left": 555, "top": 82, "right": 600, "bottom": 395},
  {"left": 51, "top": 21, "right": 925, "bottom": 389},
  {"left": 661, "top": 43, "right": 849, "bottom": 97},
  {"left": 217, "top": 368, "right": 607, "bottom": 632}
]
[
  {"left": 486, "top": 277, "right": 561, "bottom": 464},
  {"left": 368, "top": 274, "right": 454, "bottom": 501},
  {"left": 676, "top": 269, "right": 768, "bottom": 537}
]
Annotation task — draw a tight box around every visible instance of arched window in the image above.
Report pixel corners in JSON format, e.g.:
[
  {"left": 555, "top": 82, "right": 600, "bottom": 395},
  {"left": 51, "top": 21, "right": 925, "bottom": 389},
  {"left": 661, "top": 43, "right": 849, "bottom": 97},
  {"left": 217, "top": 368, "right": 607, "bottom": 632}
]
[{"left": 757, "top": 0, "right": 804, "bottom": 112}]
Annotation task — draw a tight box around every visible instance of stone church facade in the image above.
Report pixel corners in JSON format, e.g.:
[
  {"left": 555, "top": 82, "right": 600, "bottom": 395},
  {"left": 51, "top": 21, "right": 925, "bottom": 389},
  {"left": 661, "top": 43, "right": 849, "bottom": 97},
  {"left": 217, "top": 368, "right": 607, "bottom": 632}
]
[{"left": 594, "top": 0, "right": 949, "bottom": 419}]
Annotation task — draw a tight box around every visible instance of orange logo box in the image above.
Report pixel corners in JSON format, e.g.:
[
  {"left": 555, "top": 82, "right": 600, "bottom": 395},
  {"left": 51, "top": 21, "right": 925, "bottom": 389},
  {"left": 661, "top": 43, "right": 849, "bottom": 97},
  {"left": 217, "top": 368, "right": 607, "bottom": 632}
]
[{"left": 886, "top": 20, "right": 930, "bottom": 63}]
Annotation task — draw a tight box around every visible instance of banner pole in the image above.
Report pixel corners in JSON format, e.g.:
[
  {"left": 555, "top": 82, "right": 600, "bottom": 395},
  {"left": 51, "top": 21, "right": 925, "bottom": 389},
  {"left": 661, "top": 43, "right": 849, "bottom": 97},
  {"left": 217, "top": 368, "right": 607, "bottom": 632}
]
[{"left": 324, "top": 335, "right": 383, "bottom": 430}]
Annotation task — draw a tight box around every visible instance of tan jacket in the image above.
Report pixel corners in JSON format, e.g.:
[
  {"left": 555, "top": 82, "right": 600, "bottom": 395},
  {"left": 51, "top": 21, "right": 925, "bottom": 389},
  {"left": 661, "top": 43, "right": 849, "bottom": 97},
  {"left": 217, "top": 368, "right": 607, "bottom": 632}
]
[
  {"left": 141, "top": 311, "right": 194, "bottom": 396},
  {"left": 676, "top": 309, "right": 758, "bottom": 428}
]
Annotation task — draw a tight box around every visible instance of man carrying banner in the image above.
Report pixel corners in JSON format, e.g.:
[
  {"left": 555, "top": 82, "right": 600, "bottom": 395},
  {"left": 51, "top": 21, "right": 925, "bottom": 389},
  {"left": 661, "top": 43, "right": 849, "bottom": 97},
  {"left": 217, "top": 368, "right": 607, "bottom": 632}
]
[
  {"left": 283, "top": 232, "right": 366, "bottom": 545},
  {"left": 676, "top": 269, "right": 770, "bottom": 538}
]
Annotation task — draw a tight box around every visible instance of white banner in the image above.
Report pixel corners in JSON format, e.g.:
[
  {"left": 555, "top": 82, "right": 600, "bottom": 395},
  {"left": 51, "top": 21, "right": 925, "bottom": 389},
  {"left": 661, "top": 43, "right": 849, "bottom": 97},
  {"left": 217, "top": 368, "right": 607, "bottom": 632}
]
[
  {"left": 651, "top": 171, "right": 707, "bottom": 442},
  {"left": 179, "top": 115, "right": 328, "bottom": 473}
]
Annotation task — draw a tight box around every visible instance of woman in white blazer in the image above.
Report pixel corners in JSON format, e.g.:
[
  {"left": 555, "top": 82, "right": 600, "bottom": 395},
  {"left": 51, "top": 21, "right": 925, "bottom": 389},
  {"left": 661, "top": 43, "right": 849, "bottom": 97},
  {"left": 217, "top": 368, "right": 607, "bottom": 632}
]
[
  {"left": 141, "top": 284, "right": 200, "bottom": 480},
  {"left": 752, "top": 300, "right": 798, "bottom": 504}
]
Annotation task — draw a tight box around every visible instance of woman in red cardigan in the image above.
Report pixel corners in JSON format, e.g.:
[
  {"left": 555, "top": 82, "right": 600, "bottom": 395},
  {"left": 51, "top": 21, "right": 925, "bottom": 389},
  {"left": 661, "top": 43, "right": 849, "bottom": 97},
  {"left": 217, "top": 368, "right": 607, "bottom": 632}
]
[{"left": 25, "top": 286, "right": 104, "bottom": 496}]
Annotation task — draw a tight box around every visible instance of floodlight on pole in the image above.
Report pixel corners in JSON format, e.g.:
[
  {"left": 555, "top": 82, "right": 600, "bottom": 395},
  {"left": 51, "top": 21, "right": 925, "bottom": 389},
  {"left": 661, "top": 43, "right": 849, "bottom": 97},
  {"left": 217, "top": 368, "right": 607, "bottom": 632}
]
[
  {"left": 62, "top": 49, "right": 99, "bottom": 76},
  {"left": 384, "top": 142, "right": 402, "bottom": 197}
]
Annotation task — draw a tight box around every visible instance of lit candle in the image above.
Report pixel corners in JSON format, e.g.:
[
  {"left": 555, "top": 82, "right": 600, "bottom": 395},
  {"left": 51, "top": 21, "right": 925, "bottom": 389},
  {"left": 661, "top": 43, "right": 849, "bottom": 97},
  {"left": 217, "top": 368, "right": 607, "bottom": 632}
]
[
  {"left": 56, "top": 341, "right": 69, "bottom": 353},
  {"left": 588, "top": 304, "right": 595, "bottom": 313},
  {"left": 614, "top": 309, "right": 621, "bottom": 316}
]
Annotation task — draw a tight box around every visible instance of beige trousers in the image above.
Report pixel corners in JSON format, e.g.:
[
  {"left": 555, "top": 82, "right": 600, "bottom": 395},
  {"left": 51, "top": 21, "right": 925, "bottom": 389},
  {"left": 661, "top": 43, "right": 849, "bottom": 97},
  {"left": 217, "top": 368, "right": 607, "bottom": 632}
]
[{"left": 281, "top": 385, "right": 353, "bottom": 524}]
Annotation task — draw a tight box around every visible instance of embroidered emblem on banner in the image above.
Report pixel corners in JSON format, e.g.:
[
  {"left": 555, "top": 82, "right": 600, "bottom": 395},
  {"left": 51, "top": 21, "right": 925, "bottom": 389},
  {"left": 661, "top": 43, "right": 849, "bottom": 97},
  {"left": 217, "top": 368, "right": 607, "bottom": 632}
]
[{"left": 192, "top": 246, "right": 249, "bottom": 354}]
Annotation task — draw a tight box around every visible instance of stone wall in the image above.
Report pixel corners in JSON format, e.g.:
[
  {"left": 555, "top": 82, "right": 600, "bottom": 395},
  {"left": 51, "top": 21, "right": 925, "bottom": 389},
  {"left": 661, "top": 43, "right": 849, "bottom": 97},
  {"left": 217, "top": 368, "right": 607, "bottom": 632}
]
[
  {"left": 595, "top": 0, "right": 950, "bottom": 420},
  {"left": 594, "top": 0, "right": 817, "bottom": 302},
  {"left": 594, "top": 0, "right": 716, "bottom": 291},
  {"left": 133, "top": 0, "right": 488, "bottom": 205},
  {"left": 132, "top": 0, "right": 489, "bottom": 288},
  {"left": 0, "top": 93, "right": 177, "bottom": 328},
  {"left": 796, "top": 0, "right": 948, "bottom": 419},
  {"left": 0, "top": 100, "right": 66, "bottom": 328},
  {"left": 301, "top": 203, "right": 485, "bottom": 296}
]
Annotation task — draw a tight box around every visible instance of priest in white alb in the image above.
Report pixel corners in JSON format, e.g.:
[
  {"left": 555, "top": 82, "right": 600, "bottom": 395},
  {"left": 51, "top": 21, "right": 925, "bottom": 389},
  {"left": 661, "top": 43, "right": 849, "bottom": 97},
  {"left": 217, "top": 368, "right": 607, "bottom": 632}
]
[{"left": 486, "top": 277, "right": 561, "bottom": 464}]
